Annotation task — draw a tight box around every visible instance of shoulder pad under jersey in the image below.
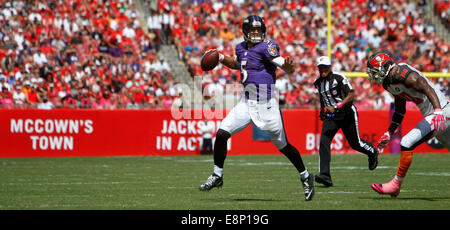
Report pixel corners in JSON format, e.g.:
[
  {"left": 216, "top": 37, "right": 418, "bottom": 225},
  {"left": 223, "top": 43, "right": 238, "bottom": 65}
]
[{"left": 390, "top": 64, "right": 413, "bottom": 84}]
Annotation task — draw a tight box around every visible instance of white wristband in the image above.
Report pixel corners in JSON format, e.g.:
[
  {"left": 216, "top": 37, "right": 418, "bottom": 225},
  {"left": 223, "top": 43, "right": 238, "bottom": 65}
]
[
  {"left": 270, "top": 56, "right": 285, "bottom": 67},
  {"left": 434, "top": 108, "right": 443, "bottom": 115},
  {"left": 219, "top": 53, "right": 224, "bottom": 62}
]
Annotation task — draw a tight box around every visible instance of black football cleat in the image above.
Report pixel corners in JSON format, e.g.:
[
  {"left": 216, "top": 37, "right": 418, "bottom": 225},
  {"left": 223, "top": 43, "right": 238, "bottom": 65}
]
[
  {"left": 368, "top": 151, "right": 378, "bottom": 171},
  {"left": 199, "top": 173, "right": 223, "bottom": 191},
  {"left": 301, "top": 173, "right": 315, "bottom": 201},
  {"left": 315, "top": 174, "right": 333, "bottom": 187}
]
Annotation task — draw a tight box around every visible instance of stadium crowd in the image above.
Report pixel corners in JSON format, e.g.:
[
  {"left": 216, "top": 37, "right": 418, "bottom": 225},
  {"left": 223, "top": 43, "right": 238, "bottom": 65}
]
[
  {"left": 0, "top": 0, "right": 178, "bottom": 109},
  {"left": 170, "top": 0, "right": 450, "bottom": 109},
  {"left": 434, "top": 0, "right": 450, "bottom": 29},
  {"left": 0, "top": 0, "right": 449, "bottom": 110}
]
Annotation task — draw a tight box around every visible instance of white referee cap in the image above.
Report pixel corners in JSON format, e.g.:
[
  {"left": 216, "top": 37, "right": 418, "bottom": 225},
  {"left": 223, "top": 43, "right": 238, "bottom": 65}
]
[{"left": 317, "top": 56, "right": 331, "bottom": 66}]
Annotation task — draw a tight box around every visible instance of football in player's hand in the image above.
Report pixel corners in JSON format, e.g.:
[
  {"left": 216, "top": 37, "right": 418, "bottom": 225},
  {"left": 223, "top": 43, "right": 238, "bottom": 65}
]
[{"left": 201, "top": 50, "right": 219, "bottom": 71}]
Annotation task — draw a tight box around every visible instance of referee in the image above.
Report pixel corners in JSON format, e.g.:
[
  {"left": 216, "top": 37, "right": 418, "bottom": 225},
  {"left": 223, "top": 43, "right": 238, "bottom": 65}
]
[{"left": 313, "top": 56, "right": 379, "bottom": 187}]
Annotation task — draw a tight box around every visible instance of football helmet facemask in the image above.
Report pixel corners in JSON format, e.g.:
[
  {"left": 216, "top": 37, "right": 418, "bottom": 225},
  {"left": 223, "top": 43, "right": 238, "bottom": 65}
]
[
  {"left": 366, "top": 51, "right": 396, "bottom": 86},
  {"left": 242, "top": 15, "right": 266, "bottom": 44}
]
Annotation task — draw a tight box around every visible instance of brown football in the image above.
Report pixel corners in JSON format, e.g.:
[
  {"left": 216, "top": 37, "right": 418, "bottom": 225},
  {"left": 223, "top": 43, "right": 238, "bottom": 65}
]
[{"left": 201, "top": 50, "right": 219, "bottom": 71}]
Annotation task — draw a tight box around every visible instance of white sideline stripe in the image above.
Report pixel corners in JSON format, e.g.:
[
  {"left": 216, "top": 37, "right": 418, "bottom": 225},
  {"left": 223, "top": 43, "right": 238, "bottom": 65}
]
[
  {"left": 10, "top": 193, "right": 156, "bottom": 199},
  {"left": 225, "top": 163, "right": 394, "bottom": 169},
  {"left": 229, "top": 193, "right": 269, "bottom": 196},
  {"left": 412, "top": 172, "right": 450, "bottom": 177},
  {"left": 6, "top": 181, "right": 140, "bottom": 186},
  {"left": 175, "top": 159, "right": 214, "bottom": 162},
  {"left": 333, "top": 166, "right": 393, "bottom": 170},
  {"left": 228, "top": 162, "right": 292, "bottom": 166},
  {"left": 319, "top": 191, "right": 370, "bottom": 194},
  {"left": 17, "top": 195, "right": 91, "bottom": 198},
  {"left": 293, "top": 191, "right": 371, "bottom": 195}
]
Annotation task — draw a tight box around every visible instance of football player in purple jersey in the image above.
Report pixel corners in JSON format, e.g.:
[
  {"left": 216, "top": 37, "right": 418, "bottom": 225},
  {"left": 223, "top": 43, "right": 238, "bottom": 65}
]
[{"left": 199, "top": 15, "right": 314, "bottom": 201}]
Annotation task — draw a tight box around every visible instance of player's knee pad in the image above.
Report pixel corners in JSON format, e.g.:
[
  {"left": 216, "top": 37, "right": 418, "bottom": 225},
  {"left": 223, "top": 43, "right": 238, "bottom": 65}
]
[
  {"left": 400, "top": 133, "right": 416, "bottom": 151},
  {"left": 215, "top": 129, "right": 231, "bottom": 142}
]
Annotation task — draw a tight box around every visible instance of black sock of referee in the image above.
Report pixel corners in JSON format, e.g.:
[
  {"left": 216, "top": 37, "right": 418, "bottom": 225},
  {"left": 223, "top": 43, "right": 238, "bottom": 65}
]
[
  {"left": 280, "top": 143, "right": 310, "bottom": 180},
  {"left": 212, "top": 129, "right": 231, "bottom": 177}
]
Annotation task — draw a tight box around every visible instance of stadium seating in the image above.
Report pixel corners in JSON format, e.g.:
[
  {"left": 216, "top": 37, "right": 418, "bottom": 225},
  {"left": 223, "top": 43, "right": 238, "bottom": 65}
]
[
  {"left": 0, "top": 0, "right": 448, "bottom": 110},
  {"left": 0, "top": 0, "right": 177, "bottom": 109},
  {"left": 435, "top": 0, "right": 450, "bottom": 30},
  {"left": 170, "top": 0, "right": 450, "bottom": 109}
]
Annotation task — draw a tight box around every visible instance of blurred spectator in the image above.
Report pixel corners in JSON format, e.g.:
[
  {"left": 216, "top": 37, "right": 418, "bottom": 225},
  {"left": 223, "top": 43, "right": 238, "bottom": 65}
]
[
  {"left": 37, "top": 96, "right": 54, "bottom": 110},
  {"left": 0, "top": 0, "right": 175, "bottom": 109},
  {"left": 0, "top": 0, "right": 448, "bottom": 111},
  {"left": 169, "top": 0, "right": 449, "bottom": 110},
  {"left": 435, "top": 0, "right": 450, "bottom": 29}
]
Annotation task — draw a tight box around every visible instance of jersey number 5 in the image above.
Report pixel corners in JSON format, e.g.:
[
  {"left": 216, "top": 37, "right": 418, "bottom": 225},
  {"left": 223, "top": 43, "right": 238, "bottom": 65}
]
[{"left": 241, "top": 60, "right": 248, "bottom": 83}]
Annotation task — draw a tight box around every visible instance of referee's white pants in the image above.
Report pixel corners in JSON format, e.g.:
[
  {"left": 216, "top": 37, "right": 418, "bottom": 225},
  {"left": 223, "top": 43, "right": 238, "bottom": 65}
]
[{"left": 219, "top": 97, "right": 288, "bottom": 150}]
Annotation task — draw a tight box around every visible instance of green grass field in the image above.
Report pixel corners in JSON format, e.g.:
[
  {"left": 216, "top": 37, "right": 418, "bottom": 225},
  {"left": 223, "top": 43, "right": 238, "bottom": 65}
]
[{"left": 0, "top": 154, "right": 449, "bottom": 210}]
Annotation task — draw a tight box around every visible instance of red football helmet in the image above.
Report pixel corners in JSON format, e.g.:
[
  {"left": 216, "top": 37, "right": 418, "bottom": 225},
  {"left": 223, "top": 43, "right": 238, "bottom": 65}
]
[{"left": 366, "top": 51, "right": 396, "bottom": 85}]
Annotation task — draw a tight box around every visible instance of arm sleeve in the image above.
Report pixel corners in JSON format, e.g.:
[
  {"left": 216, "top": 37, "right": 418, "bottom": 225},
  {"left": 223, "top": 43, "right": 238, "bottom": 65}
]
[{"left": 269, "top": 56, "right": 285, "bottom": 67}]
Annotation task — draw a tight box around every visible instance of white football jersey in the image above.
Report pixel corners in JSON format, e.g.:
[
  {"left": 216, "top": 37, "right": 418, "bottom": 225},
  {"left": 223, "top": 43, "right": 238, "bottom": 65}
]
[{"left": 385, "top": 63, "right": 448, "bottom": 116}]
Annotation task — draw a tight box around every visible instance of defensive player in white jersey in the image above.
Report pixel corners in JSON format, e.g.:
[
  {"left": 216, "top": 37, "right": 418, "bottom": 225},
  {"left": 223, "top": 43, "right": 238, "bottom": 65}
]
[{"left": 366, "top": 51, "right": 449, "bottom": 197}]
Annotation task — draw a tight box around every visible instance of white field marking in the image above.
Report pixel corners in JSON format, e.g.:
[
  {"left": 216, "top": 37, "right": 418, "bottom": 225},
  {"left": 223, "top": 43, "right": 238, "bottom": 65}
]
[
  {"left": 167, "top": 186, "right": 197, "bottom": 189},
  {"left": 326, "top": 201, "right": 344, "bottom": 205},
  {"left": 319, "top": 191, "right": 371, "bottom": 194},
  {"left": 293, "top": 191, "right": 371, "bottom": 195},
  {"left": 412, "top": 172, "right": 450, "bottom": 177},
  {"left": 175, "top": 159, "right": 214, "bottom": 163},
  {"left": 333, "top": 166, "right": 393, "bottom": 170},
  {"left": 227, "top": 162, "right": 292, "bottom": 166},
  {"left": 123, "top": 173, "right": 137, "bottom": 176},
  {"left": 228, "top": 193, "right": 271, "bottom": 196},
  {"left": 160, "top": 157, "right": 174, "bottom": 160},
  {"left": 224, "top": 163, "right": 394, "bottom": 168},
  {"left": 13, "top": 194, "right": 91, "bottom": 198},
  {"left": 5, "top": 181, "right": 142, "bottom": 186}
]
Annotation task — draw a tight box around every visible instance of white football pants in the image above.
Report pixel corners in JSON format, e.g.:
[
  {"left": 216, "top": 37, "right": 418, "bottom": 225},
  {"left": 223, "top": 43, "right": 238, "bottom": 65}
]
[
  {"left": 401, "top": 101, "right": 450, "bottom": 150},
  {"left": 219, "top": 97, "right": 288, "bottom": 150}
]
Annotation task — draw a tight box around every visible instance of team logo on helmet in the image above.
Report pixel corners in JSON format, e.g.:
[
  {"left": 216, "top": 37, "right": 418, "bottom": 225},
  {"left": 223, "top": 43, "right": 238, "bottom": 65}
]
[
  {"left": 366, "top": 51, "right": 395, "bottom": 86},
  {"left": 252, "top": 21, "right": 262, "bottom": 27},
  {"left": 369, "top": 53, "right": 392, "bottom": 68}
]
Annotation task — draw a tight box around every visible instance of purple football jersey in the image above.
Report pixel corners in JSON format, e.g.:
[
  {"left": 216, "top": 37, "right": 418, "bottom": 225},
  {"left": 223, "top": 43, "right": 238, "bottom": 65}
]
[{"left": 235, "top": 40, "right": 280, "bottom": 100}]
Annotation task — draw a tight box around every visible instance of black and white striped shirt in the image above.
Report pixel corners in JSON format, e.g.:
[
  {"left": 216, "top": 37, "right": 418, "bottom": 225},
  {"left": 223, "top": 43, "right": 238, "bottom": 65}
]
[{"left": 314, "top": 71, "right": 354, "bottom": 110}]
